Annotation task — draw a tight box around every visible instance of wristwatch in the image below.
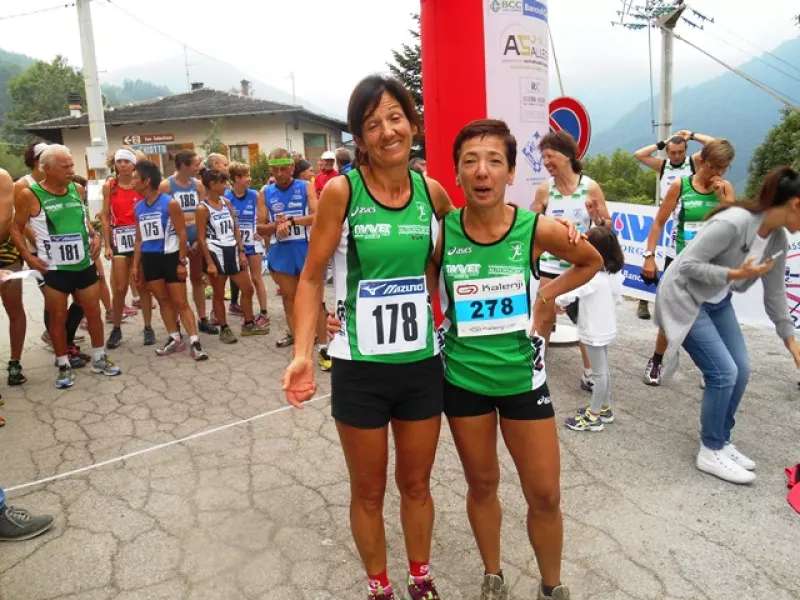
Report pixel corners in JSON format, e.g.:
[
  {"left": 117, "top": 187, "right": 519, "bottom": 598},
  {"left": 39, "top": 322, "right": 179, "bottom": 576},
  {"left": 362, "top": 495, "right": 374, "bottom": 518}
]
[
  {"left": 288, "top": 216, "right": 296, "bottom": 226},
  {"left": 178, "top": 258, "right": 188, "bottom": 266},
  {"left": 643, "top": 250, "right": 655, "bottom": 259},
  {"left": 689, "top": 131, "right": 696, "bottom": 140}
]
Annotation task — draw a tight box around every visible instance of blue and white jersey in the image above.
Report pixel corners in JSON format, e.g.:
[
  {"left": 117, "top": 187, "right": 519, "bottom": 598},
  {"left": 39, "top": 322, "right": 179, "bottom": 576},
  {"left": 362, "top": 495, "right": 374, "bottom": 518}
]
[
  {"left": 263, "top": 179, "right": 309, "bottom": 244},
  {"left": 168, "top": 176, "right": 200, "bottom": 214},
  {"left": 135, "top": 193, "right": 178, "bottom": 254},
  {"left": 224, "top": 187, "right": 259, "bottom": 250}
]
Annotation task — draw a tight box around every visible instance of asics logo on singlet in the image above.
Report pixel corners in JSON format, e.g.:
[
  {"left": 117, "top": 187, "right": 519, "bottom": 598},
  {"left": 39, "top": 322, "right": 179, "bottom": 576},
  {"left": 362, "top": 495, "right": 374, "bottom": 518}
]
[
  {"left": 537, "top": 395, "right": 552, "bottom": 406},
  {"left": 350, "top": 206, "right": 377, "bottom": 217},
  {"left": 447, "top": 246, "right": 472, "bottom": 256},
  {"left": 445, "top": 263, "right": 480, "bottom": 277}
]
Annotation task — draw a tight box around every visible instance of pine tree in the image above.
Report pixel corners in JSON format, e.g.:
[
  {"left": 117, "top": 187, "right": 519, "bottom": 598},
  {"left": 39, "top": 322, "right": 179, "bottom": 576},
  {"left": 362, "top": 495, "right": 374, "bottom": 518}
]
[{"left": 388, "top": 13, "right": 424, "bottom": 156}]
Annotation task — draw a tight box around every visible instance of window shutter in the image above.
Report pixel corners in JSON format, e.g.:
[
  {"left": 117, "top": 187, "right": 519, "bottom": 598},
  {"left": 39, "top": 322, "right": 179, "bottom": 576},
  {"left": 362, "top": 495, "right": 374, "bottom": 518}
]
[
  {"left": 247, "top": 143, "right": 260, "bottom": 164},
  {"left": 181, "top": 142, "right": 195, "bottom": 151}
]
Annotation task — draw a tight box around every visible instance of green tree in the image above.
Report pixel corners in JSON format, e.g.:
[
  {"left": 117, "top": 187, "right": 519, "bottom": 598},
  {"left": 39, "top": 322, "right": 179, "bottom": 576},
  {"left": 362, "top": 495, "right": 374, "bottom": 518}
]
[
  {"left": 249, "top": 152, "right": 270, "bottom": 190},
  {"left": 6, "top": 56, "right": 84, "bottom": 135},
  {"left": 583, "top": 149, "right": 658, "bottom": 205},
  {"left": 0, "top": 139, "right": 26, "bottom": 179},
  {"left": 200, "top": 119, "right": 227, "bottom": 156},
  {"left": 746, "top": 108, "right": 800, "bottom": 198},
  {"left": 387, "top": 13, "right": 424, "bottom": 155}
]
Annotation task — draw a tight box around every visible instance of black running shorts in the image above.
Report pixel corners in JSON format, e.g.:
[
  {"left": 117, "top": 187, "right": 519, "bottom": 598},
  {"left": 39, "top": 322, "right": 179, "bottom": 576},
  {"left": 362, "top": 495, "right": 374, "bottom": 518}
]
[
  {"left": 331, "top": 355, "right": 444, "bottom": 429},
  {"left": 204, "top": 244, "right": 241, "bottom": 276},
  {"left": 44, "top": 265, "right": 99, "bottom": 294},
  {"left": 141, "top": 252, "right": 181, "bottom": 284},
  {"left": 443, "top": 379, "right": 555, "bottom": 420}
]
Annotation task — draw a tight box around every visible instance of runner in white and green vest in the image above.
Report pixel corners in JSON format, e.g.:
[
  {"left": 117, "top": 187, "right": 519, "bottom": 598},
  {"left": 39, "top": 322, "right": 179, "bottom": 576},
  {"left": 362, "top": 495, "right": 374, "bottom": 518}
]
[
  {"left": 11, "top": 144, "right": 121, "bottom": 390},
  {"left": 642, "top": 138, "right": 736, "bottom": 386}
]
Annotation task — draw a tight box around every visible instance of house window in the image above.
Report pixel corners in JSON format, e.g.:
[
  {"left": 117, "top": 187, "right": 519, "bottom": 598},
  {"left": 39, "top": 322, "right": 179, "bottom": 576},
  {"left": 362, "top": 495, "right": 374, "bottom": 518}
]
[{"left": 229, "top": 145, "right": 250, "bottom": 164}]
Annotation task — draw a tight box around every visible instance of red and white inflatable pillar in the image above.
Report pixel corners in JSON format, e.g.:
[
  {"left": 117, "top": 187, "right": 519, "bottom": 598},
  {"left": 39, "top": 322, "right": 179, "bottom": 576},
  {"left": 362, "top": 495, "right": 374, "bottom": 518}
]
[{"left": 420, "top": 0, "right": 550, "bottom": 208}]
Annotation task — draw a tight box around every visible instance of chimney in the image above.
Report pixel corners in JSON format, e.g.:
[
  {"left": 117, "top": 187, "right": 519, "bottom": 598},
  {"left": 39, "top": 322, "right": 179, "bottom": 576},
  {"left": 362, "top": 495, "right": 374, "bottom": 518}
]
[
  {"left": 191, "top": 82, "right": 204, "bottom": 91},
  {"left": 67, "top": 92, "right": 82, "bottom": 117},
  {"left": 240, "top": 79, "right": 251, "bottom": 97}
]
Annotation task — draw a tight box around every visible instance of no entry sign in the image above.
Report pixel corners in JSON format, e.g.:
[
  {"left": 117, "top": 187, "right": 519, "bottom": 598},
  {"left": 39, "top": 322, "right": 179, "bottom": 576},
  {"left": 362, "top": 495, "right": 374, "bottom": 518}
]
[{"left": 549, "top": 96, "right": 591, "bottom": 159}]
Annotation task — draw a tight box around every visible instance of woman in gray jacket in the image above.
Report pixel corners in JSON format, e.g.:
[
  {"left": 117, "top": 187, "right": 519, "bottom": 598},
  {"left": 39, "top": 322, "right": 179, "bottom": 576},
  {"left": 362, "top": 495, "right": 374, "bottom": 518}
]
[{"left": 655, "top": 166, "right": 800, "bottom": 485}]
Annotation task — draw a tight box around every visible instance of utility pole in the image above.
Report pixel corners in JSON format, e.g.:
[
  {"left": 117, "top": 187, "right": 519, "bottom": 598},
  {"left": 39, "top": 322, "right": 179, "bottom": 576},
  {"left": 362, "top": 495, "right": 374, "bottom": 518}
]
[
  {"left": 76, "top": 0, "right": 108, "bottom": 180},
  {"left": 184, "top": 46, "right": 191, "bottom": 91},
  {"left": 288, "top": 71, "right": 296, "bottom": 105}
]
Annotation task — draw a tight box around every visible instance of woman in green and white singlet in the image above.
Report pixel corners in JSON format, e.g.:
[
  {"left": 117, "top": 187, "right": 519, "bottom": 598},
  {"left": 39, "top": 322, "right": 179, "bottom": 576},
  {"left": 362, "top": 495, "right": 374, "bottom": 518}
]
[{"left": 283, "top": 76, "right": 454, "bottom": 600}]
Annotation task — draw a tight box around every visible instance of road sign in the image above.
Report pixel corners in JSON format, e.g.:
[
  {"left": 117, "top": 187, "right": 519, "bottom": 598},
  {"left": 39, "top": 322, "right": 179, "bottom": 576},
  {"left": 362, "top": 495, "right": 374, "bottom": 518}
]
[
  {"left": 122, "top": 133, "right": 174, "bottom": 145},
  {"left": 132, "top": 144, "right": 167, "bottom": 155},
  {"left": 548, "top": 97, "right": 591, "bottom": 159}
]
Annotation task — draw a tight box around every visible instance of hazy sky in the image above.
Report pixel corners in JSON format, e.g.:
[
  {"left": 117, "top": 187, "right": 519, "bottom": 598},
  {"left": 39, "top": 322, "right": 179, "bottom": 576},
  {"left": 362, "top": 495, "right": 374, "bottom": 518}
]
[{"left": 1, "top": 0, "right": 798, "bottom": 127}]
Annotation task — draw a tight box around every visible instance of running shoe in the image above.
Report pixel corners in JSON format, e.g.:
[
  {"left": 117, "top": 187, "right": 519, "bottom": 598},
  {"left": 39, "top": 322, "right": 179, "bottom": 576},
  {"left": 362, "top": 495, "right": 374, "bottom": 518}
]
[
  {"left": 74, "top": 333, "right": 85, "bottom": 342},
  {"left": 156, "top": 336, "right": 186, "bottom": 356},
  {"left": 190, "top": 341, "right": 209, "bottom": 361},
  {"left": 106, "top": 327, "right": 122, "bottom": 350},
  {"left": 204, "top": 285, "right": 213, "bottom": 299},
  {"left": 0, "top": 506, "right": 55, "bottom": 541},
  {"left": 142, "top": 326, "right": 156, "bottom": 346},
  {"left": 56, "top": 346, "right": 87, "bottom": 369},
  {"left": 276, "top": 332, "right": 294, "bottom": 348},
  {"left": 565, "top": 408, "right": 604, "bottom": 432},
  {"left": 123, "top": 305, "right": 138, "bottom": 317},
  {"left": 637, "top": 300, "right": 651, "bottom": 320},
  {"left": 580, "top": 373, "right": 594, "bottom": 392},
  {"left": 68, "top": 345, "right": 91, "bottom": 363},
  {"left": 403, "top": 574, "right": 441, "bottom": 600},
  {"left": 219, "top": 325, "right": 238, "bottom": 344},
  {"left": 198, "top": 319, "right": 219, "bottom": 335},
  {"left": 318, "top": 347, "right": 332, "bottom": 372},
  {"left": 643, "top": 358, "right": 662, "bottom": 386},
  {"left": 104, "top": 310, "right": 128, "bottom": 325},
  {"left": 6, "top": 361, "right": 26, "bottom": 386},
  {"left": 480, "top": 574, "right": 508, "bottom": 600},
  {"left": 228, "top": 303, "right": 245, "bottom": 316},
  {"left": 255, "top": 312, "right": 270, "bottom": 328},
  {"left": 91, "top": 355, "right": 122, "bottom": 377},
  {"left": 537, "top": 585, "right": 571, "bottom": 600},
  {"left": 240, "top": 321, "right": 269, "bottom": 337},
  {"left": 369, "top": 589, "right": 396, "bottom": 600},
  {"left": 55, "top": 365, "right": 75, "bottom": 389},
  {"left": 574, "top": 405, "right": 614, "bottom": 424},
  {"left": 41, "top": 330, "right": 53, "bottom": 351}
]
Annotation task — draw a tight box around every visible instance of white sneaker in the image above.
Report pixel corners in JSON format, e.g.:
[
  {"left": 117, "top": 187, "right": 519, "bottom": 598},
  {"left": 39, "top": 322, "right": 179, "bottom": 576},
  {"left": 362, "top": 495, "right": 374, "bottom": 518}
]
[
  {"left": 696, "top": 444, "right": 756, "bottom": 484},
  {"left": 723, "top": 443, "right": 756, "bottom": 471}
]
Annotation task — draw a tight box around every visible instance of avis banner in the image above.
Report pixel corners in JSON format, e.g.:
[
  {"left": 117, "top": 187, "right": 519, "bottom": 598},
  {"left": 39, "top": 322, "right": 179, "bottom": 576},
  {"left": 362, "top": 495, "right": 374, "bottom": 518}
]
[
  {"left": 483, "top": 0, "right": 550, "bottom": 206},
  {"left": 606, "top": 201, "right": 800, "bottom": 333}
]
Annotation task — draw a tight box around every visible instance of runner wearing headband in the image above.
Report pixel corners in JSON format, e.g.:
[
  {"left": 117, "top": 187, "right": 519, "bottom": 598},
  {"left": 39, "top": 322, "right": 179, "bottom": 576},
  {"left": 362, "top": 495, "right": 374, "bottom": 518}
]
[
  {"left": 102, "top": 148, "right": 156, "bottom": 348},
  {"left": 159, "top": 151, "right": 218, "bottom": 335}
]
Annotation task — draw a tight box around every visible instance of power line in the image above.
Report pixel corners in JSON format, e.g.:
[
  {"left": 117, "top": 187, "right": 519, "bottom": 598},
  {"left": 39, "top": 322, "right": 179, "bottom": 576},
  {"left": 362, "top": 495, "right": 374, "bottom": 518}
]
[
  {"left": 0, "top": 2, "right": 77, "bottom": 21},
  {"left": 669, "top": 28, "right": 800, "bottom": 111}
]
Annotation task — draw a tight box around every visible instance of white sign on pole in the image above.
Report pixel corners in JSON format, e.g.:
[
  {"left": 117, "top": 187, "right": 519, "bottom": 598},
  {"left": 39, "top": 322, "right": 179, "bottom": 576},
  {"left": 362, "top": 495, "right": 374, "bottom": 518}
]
[{"left": 483, "top": 0, "right": 550, "bottom": 207}]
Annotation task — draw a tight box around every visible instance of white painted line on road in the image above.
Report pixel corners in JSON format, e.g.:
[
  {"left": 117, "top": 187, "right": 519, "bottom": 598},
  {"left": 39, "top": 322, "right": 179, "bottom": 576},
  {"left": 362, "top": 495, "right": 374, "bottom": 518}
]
[{"left": 6, "top": 394, "right": 331, "bottom": 494}]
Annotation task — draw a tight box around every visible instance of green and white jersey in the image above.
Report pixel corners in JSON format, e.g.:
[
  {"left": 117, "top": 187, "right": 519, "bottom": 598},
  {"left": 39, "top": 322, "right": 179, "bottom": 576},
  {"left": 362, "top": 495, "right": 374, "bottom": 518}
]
[
  {"left": 439, "top": 207, "right": 546, "bottom": 396},
  {"left": 660, "top": 156, "right": 695, "bottom": 258},
  {"left": 328, "top": 169, "right": 439, "bottom": 364},
  {"left": 675, "top": 175, "right": 720, "bottom": 255},
  {"left": 540, "top": 174, "right": 593, "bottom": 277},
  {"left": 28, "top": 182, "right": 91, "bottom": 272}
]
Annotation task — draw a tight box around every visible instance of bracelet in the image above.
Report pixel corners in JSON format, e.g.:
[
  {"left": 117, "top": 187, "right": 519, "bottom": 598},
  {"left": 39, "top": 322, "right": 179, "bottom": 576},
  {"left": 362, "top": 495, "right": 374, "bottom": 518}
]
[
  {"left": 537, "top": 291, "right": 548, "bottom": 304},
  {"left": 656, "top": 140, "right": 667, "bottom": 151}
]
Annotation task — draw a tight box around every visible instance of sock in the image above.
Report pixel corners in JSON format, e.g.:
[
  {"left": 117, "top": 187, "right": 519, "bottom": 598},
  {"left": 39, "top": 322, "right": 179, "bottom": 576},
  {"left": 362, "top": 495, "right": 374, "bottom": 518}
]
[
  {"left": 652, "top": 352, "right": 663, "bottom": 365},
  {"left": 170, "top": 331, "right": 181, "bottom": 342},
  {"left": 190, "top": 335, "right": 199, "bottom": 344},
  {"left": 319, "top": 344, "right": 328, "bottom": 354},
  {"left": 260, "top": 309, "right": 267, "bottom": 315},
  {"left": 409, "top": 560, "right": 430, "bottom": 579},
  {"left": 200, "top": 316, "right": 209, "bottom": 323},
  {"left": 541, "top": 583, "right": 560, "bottom": 597},
  {"left": 8, "top": 360, "right": 19, "bottom": 366},
  {"left": 56, "top": 355, "right": 69, "bottom": 367},
  {"left": 113, "top": 326, "right": 121, "bottom": 332},
  {"left": 244, "top": 319, "right": 254, "bottom": 326},
  {"left": 368, "top": 571, "right": 391, "bottom": 594},
  {"left": 91, "top": 347, "right": 105, "bottom": 362}
]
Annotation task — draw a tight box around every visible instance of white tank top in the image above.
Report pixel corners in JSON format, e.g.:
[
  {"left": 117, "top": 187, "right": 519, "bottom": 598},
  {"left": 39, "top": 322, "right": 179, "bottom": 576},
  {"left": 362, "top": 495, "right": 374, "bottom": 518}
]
[
  {"left": 202, "top": 200, "right": 236, "bottom": 247},
  {"left": 541, "top": 175, "right": 593, "bottom": 276}
]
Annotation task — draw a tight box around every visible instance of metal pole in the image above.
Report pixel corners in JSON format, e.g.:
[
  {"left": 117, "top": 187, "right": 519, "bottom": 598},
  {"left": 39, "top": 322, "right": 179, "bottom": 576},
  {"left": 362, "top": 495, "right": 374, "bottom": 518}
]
[
  {"left": 76, "top": 0, "right": 108, "bottom": 180},
  {"left": 290, "top": 71, "right": 296, "bottom": 105},
  {"left": 548, "top": 23, "right": 565, "bottom": 96},
  {"left": 184, "top": 46, "right": 191, "bottom": 91}
]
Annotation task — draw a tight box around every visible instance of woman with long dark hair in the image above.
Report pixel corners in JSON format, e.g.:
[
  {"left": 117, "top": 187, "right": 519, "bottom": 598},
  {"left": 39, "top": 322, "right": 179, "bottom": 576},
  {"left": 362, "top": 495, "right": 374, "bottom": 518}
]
[{"left": 656, "top": 165, "right": 800, "bottom": 485}]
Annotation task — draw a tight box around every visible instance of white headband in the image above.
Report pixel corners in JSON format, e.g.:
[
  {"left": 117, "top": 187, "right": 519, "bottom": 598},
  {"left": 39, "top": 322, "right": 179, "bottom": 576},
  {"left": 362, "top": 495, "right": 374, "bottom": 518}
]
[
  {"left": 33, "top": 143, "right": 49, "bottom": 159},
  {"left": 114, "top": 149, "right": 137, "bottom": 164}
]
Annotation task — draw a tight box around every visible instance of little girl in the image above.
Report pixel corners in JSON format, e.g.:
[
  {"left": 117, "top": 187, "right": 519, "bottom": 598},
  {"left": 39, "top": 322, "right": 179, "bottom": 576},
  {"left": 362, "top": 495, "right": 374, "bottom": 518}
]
[{"left": 557, "top": 225, "right": 625, "bottom": 432}]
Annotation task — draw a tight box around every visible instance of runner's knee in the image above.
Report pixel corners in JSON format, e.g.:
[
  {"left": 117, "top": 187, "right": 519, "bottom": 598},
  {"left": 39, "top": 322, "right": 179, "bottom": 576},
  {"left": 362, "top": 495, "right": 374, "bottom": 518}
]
[{"left": 465, "top": 469, "right": 500, "bottom": 503}]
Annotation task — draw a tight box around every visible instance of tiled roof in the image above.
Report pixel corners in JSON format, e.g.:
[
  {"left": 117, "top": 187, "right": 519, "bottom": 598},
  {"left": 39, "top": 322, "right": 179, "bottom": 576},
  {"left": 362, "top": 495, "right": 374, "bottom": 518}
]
[{"left": 25, "top": 88, "right": 347, "bottom": 131}]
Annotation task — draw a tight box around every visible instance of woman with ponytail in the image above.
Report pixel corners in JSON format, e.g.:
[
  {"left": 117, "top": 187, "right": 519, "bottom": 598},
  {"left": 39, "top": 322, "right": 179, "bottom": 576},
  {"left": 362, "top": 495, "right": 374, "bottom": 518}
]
[{"left": 656, "top": 165, "right": 800, "bottom": 485}]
